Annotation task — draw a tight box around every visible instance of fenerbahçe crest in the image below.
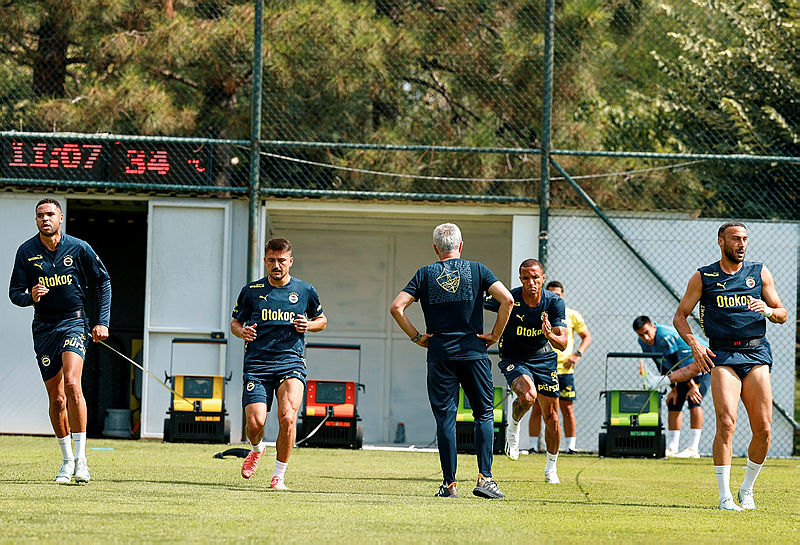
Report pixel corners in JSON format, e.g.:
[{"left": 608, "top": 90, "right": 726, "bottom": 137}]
[
  {"left": 41, "top": 355, "right": 51, "bottom": 367},
  {"left": 436, "top": 268, "right": 460, "bottom": 293},
  {"left": 745, "top": 276, "right": 756, "bottom": 288},
  {"left": 246, "top": 381, "right": 255, "bottom": 392},
  {"left": 63, "top": 255, "right": 73, "bottom": 267},
  {"left": 288, "top": 292, "right": 299, "bottom": 304}
]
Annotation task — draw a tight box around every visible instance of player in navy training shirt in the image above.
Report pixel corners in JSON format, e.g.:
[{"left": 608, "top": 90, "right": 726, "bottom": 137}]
[
  {"left": 673, "top": 222, "right": 787, "bottom": 511},
  {"left": 8, "top": 198, "right": 111, "bottom": 484},
  {"left": 230, "top": 237, "right": 326, "bottom": 490},
  {"left": 390, "top": 223, "right": 513, "bottom": 499},
  {"left": 485, "top": 259, "right": 567, "bottom": 483}
]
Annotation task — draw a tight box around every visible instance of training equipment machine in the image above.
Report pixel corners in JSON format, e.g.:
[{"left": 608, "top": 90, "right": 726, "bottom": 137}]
[
  {"left": 455, "top": 386, "right": 507, "bottom": 455},
  {"left": 296, "top": 343, "right": 364, "bottom": 449},
  {"left": 598, "top": 352, "right": 665, "bottom": 458},
  {"left": 163, "top": 336, "right": 231, "bottom": 444}
]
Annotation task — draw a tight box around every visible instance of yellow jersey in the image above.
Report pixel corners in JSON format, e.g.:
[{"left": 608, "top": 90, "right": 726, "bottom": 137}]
[{"left": 555, "top": 307, "right": 587, "bottom": 375}]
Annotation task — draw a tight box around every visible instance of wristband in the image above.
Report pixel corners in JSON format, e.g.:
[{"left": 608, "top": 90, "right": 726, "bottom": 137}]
[
  {"left": 411, "top": 332, "right": 422, "bottom": 343},
  {"left": 758, "top": 306, "right": 773, "bottom": 318}
]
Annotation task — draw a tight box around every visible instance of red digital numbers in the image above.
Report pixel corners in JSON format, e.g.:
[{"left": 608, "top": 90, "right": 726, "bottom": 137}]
[
  {"left": 82, "top": 145, "right": 103, "bottom": 169},
  {"left": 188, "top": 159, "right": 206, "bottom": 173},
  {"left": 7, "top": 141, "right": 105, "bottom": 170},
  {"left": 4, "top": 140, "right": 208, "bottom": 183},
  {"left": 8, "top": 142, "right": 26, "bottom": 166},
  {"left": 124, "top": 149, "right": 170, "bottom": 175}
]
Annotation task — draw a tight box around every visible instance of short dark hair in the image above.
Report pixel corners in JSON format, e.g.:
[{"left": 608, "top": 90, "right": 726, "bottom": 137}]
[
  {"left": 36, "top": 198, "right": 62, "bottom": 212},
  {"left": 265, "top": 237, "right": 292, "bottom": 254},
  {"left": 519, "top": 258, "right": 544, "bottom": 274},
  {"left": 632, "top": 315, "right": 651, "bottom": 331},
  {"left": 718, "top": 221, "right": 746, "bottom": 238},
  {"left": 545, "top": 281, "right": 563, "bottom": 292}
]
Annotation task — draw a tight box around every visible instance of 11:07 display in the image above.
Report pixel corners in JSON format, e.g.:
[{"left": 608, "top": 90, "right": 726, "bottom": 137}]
[{"left": 2, "top": 138, "right": 213, "bottom": 185}]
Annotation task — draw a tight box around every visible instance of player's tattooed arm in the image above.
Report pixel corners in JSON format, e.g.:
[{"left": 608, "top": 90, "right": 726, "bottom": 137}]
[{"left": 673, "top": 272, "right": 715, "bottom": 374}]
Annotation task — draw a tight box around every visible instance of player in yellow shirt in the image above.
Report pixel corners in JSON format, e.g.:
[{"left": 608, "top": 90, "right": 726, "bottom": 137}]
[{"left": 529, "top": 281, "right": 591, "bottom": 453}]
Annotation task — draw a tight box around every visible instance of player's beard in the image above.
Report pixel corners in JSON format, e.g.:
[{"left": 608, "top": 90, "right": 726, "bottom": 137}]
[
  {"left": 722, "top": 242, "right": 745, "bottom": 263},
  {"left": 38, "top": 224, "right": 58, "bottom": 238}
]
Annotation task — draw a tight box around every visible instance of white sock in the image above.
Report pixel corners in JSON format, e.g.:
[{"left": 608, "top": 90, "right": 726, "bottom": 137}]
[
  {"left": 667, "top": 429, "right": 680, "bottom": 452},
  {"left": 545, "top": 451, "right": 558, "bottom": 474},
  {"left": 688, "top": 428, "right": 702, "bottom": 451},
  {"left": 740, "top": 458, "right": 763, "bottom": 492},
  {"left": 714, "top": 465, "right": 732, "bottom": 501},
  {"left": 508, "top": 416, "right": 519, "bottom": 433},
  {"left": 57, "top": 435, "right": 74, "bottom": 462},
  {"left": 72, "top": 432, "right": 86, "bottom": 461},
  {"left": 566, "top": 437, "right": 576, "bottom": 451},
  {"left": 273, "top": 460, "right": 288, "bottom": 479},
  {"left": 251, "top": 440, "right": 265, "bottom": 453}
]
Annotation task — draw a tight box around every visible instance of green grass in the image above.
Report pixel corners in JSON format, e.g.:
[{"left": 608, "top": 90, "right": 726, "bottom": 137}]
[{"left": 1, "top": 436, "right": 798, "bottom": 544}]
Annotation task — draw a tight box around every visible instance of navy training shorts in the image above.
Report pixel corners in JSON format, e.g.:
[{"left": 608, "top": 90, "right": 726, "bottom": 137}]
[
  {"left": 667, "top": 371, "right": 711, "bottom": 410},
  {"left": 557, "top": 373, "right": 576, "bottom": 400},
  {"left": 711, "top": 343, "right": 772, "bottom": 380},
  {"left": 32, "top": 317, "right": 89, "bottom": 382},
  {"left": 499, "top": 354, "right": 560, "bottom": 398},
  {"left": 242, "top": 365, "right": 307, "bottom": 411}
]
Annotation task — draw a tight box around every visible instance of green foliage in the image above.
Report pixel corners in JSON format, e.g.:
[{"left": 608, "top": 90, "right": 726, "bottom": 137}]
[
  {"left": 0, "top": 0, "right": 796, "bottom": 212},
  {"left": 593, "top": 0, "right": 799, "bottom": 218},
  {"left": 0, "top": 0, "right": 253, "bottom": 136}
]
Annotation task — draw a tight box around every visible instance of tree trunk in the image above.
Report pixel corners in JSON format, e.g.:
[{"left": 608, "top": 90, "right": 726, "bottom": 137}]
[{"left": 32, "top": 14, "right": 69, "bottom": 98}]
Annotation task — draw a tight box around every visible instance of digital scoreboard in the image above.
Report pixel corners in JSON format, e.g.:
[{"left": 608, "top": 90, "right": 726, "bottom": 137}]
[{"left": 1, "top": 137, "right": 213, "bottom": 185}]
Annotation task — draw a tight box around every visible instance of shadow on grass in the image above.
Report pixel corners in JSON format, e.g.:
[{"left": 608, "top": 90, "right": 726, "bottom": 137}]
[{"left": 0, "top": 476, "right": 714, "bottom": 510}]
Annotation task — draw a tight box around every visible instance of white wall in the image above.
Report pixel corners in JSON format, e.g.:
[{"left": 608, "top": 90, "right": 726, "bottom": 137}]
[
  {"left": 141, "top": 200, "right": 232, "bottom": 438},
  {"left": 0, "top": 193, "right": 67, "bottom": 434}
]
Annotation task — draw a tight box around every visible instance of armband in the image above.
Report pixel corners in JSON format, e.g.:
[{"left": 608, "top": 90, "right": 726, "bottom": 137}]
[{"left": 411, "top": 333, "right": 422, "bottom": 343}]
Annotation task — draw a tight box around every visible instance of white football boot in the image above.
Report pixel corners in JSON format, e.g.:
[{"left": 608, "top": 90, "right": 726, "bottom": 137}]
[
  {"left": 737, "top": 489, "right": 756, "bottom": 510},
  {"left": 718, "top": 496, "right": 743, "bottom": 511},
  {"left": 544, "top": 471, "right": 561, "bottom": 484},
  {"left": 504, "top": 418, "right": 520, "bottom": 461},
  {"left": 55, "top": 460, "right": 74, "bottom": 484},
  {"left": 73, "top": 458, "right": 90, "bottom": 483}
]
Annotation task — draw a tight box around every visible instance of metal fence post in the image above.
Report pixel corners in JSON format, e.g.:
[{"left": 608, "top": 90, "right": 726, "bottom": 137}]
[
  {"left": 539, "top": 0, "right": 555, "bottom": 268},
  {"left": 247, "top": 0, "right": 265, "bottom": 282}
]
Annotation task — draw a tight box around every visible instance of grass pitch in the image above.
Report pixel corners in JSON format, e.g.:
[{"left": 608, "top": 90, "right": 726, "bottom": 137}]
[{"left": 1, "top": 436, "right": 798, "bottom": 544}]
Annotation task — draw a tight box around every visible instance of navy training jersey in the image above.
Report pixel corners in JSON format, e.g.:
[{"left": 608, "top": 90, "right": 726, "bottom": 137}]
[
  {"left": 485, "top": 287, "right": 566, "bottom": 361},
  {"left": 698, "top": 261, "right": 766, "bottom": 340},
  {"left": 402, "top": 258, "right": 499, "bottom": 361},
  {"left": 637, "top": 322, "right": 707, "bottom": 375},
  {"left": 9, "top": 233, "right": 111, "bottom": 325},
  {"left": 232, "top": 276, "right": 323, "bottom": 373}
]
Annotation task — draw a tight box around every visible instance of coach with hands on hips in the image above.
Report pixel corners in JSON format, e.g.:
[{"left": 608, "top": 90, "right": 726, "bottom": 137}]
[{"left": 390, "top": 223, "right": 513, "bottom": 499}]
